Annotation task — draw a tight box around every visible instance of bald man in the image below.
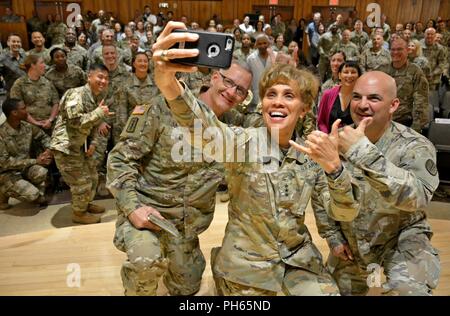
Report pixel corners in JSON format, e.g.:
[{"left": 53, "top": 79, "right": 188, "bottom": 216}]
[
  {"left": 296, "top": 71, "right": 440, "bottom": 295},
  {"left": 420, "top": 28, "right": 447, "bottom": 90}
]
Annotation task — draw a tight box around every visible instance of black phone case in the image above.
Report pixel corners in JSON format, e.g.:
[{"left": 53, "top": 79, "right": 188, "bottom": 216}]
[{"left": 171, "top": 30, "right": 235, "bottom": 69}]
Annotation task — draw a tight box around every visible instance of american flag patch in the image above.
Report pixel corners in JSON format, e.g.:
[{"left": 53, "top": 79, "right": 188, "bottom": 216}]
[{"left": 132, "top": 105, "right": 146, "bottom": 115}]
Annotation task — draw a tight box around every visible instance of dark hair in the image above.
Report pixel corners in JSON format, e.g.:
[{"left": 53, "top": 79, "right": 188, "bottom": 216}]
[
  {"left": 2, "top": 98, "right": 23, "bottom": 118},
  {"left": 338, "top": 60, "right": 362, "bottom": 77},
  {"left": 330, "top": 50, "right": 346, "bottom": 61},
  {"left": 131, "top": 52, "right": 150, "bottom": 73},
  {"left": 89, "top": 63, "right": 109, "bottom": 73},
  {"left": 7, "top": 33, "right": 21, "bottom": 41},
  {"left": 50, "top": 47, "right": 67, "bottom": 60}
]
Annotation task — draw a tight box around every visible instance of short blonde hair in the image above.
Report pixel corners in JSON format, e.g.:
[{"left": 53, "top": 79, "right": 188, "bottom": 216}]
[
  {"left": 259, "top": 63, "right": 319, "bottom": 110},
  {"left": 411, "top": 39, "right": 423, "bottom": 57}
]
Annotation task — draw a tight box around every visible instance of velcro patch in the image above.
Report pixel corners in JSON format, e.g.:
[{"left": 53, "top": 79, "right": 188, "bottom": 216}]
[
  {"left": 426, "top": 159, "right": 438, "bottom": 176},
  {"left": 132, "top": 105, "right": 146, "bottom": 115},
  {"left": 126, "top": 117, "right": 139, "bottom": 133}
]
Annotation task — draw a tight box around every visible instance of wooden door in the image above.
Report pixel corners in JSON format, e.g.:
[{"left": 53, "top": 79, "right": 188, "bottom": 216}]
[
  {"left": 252, "top": 5, "right": 294, "bottom": 25},
  {"left": 312, "top": 6, "right": 356, "bottom": 28}
]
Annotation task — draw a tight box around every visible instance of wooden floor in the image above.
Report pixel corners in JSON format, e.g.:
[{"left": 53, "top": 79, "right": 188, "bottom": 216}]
[{"left": 0, "top": 198, "right": 449, "bottom": 296}]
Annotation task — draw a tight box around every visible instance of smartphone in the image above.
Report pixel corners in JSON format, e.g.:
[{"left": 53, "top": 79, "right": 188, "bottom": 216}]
[{"left": 170, "top": 29, "right": 235, "bottom": 69}]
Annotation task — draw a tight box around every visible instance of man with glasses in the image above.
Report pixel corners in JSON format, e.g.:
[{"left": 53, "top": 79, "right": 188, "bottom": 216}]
[{"left": 106, "top": 60, "right": 252, "bottom": 295}]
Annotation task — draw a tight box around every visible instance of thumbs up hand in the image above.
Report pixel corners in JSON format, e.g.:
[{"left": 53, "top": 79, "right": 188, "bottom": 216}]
[{"left": 338, "top": 117, "right": 372, "bottom": 154}]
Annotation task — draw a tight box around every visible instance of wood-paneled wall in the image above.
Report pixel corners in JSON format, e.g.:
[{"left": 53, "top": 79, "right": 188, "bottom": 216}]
[{"left": 10, "top": 0, "right": 450, "bottom": 28}]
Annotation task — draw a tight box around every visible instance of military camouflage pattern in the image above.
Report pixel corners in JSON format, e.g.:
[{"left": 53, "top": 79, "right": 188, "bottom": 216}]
[
  {"left": 350, "top": 31, "right": 370, "bottom": 53},
  {"left": 47, "top": 22, "right": 68, "bottom": 46},
  {"left": 330, "top": 42, "right": 360, "bottom": 61},
  {"left": 318, "top": 32, "right": 341, "bottom": 82},
  {"left": 9, "top": 75, "right": 59, "bottom": 121},
  {"left": 233, "top": 48, "right": 253, "bottom": 64},
  {"left": 166, "top": 85, "right": 359, "bottom": 293},
  {"left": 409, "top": 55, "right": 431, "bottom": 78},
  {"left": 379, "top": 62, "right": 429, "bottom": 132},
  {"left": 177, "top": 70, "right": 212, "bottom": 91},
  {"left": 420, "top": 41, "right": 448, "bottom": 88},
  {"left": 27, "top": 16, "right": 46, "bottom": 34},
  {"left": 0, "top": 51, "right": 26, "bottom": 92},
  {"left": 45, "top": 64, "right": 87, "bottom": 98},
  {"left": 316, "top": 123, "right": 440, "bottom": 295},
  {"left": 50, "top": 84, "right": 106, "bottom": 155},
  {"left": 106, "top": 96, "right": 224, "bottom": 295},
  {"left": 53, "top": 150, "right": 98, "bottom": 213},
  {"left": 412, "top": 32, "right": 425, "bottom": 41},
  {"left": 27, "top": 48, "right": 51, "bottom": 65},
  {"left": 359, "top": 48, "right": 392, "bottom": 71},
  {"left": 321, "top": 77, "right": 340, "bottom": 92},
  {"left": 48, "top": 44, "right": 89, "bottom": 71},
  {"left": 0, "top": 121, "right": 50, "bottom": 202},
  {"left": 90, "top": 45, "right": 132, "bottom": 67}
]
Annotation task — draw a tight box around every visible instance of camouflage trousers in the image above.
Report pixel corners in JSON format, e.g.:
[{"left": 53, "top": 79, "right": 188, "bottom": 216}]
[
  {"left": 113, "top": 220, "right": 206, "bottom": 296},
  {"left": 0, "top": 165, "right": 47, "bottom": 202},
  {"left": 211, "top": 247, "right": 340, "bottom": 296},
  {"left": 93, "top": 126, "right": 121, "bottom": 171},
  {"left": 53, "top": 151, "right": 98, "bottom": 213},
  {"left": 327, "top": 230, "right": 440, "bottom": 296},
  {"left": 318, "top": 56, "right": 330, "bottom": 83}
]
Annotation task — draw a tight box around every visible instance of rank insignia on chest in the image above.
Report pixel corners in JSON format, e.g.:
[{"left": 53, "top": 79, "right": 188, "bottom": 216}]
[{"left": 132, "top": 105, "right": 146, "bottom": 115}]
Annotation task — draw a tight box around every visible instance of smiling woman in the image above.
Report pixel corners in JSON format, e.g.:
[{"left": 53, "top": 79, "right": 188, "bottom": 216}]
[{"left": 155, "top": 26, "right": 360, "bottom": 294}]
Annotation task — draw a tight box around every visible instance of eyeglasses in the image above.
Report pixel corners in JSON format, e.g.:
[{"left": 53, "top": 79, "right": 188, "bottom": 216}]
[{"left": 218, "top": 72, "right": 248, "bottom": 98}]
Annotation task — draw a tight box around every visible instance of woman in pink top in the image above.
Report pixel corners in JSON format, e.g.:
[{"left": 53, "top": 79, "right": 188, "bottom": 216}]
[{"left": 317, "top": 60, "right": 362, "bottom": 133}]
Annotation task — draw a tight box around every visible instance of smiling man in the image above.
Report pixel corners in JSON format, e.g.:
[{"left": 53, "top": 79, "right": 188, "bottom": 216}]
[
  {"left": 50, "top": 64, "right": 112, "bottom": 224},
  {"left": 297, "top": 71, "right": 440, "bottom": 295},
  {"left": 106, "top": 59, "right": 252, "bottom": 296}
]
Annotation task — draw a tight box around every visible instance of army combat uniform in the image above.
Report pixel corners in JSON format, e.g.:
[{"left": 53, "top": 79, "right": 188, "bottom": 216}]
[
  {"left": 350, "top": 30, "right": 370, "bottom": 53},
  {"left": 379, "top": 62, "right": 429, "bottom": 132},
  {"left": 106, "top": 97, "right": 223, "bottom": 296},
  {"left": 45, "top": 64, "right": 87, "bottom": 99},
  {"left": 318, "top": 32, "right": 341, "bottom": 82},
  {"left": 359, "top": 48, "right": 391, "bottom": 72},
  {"left": 165, "top": 84, "right": 360, "bottom": 296},
  {"left": 50, "top": 84, "right": 107, "bottom": 214},
  {"left": 0, "top": 121, "right": 50, "bottom": 205},
  {"left": 420, "top": 41, "right": 448, "bottom": 90},
  {"left": 316, "top": 123, "right": 440, "bottom": 296},
  {"left": 329, "top": 41, "right": 360, "bottom": 61},
  {"left": 48, "top": 44, "right": 89, "bottom": 71},
  {"left": 10, "top": 74, "right": 59, "bottom": 122}
]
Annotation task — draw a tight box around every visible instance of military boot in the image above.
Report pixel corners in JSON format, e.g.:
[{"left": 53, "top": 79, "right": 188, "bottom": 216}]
[
  {"left": 72, "top": 211, "right": 101, "bottom": 224},
  {"left": 87, "top": 203, "right": 106, "bottom": 214},
  {"left": 0, "top": 194, "right": 11, "bottom": 210}
]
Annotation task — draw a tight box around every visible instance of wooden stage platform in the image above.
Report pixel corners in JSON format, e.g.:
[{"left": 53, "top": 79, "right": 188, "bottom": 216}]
[{"left": 0, "top": 201, "right": 449, "bottom": 296}]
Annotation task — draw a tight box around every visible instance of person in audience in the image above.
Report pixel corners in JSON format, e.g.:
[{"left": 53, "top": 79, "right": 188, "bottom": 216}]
[
  {"left": 317, "top": 60, "right": 362, "bottom": 133},
  {"left": 0, "top": 33, "right": 26, "bottom": 94},
  {"left": 407, "top": 39, "right": 431, "bottom": 78},
  {"left": 0, "top": 98, "right": 52, "bottom": 210},
  {"left": 321, "top": 51, "right": 346, "bottom": 92}
]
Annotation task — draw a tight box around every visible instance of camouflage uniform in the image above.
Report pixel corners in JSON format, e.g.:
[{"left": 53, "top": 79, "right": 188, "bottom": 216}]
[
  {"left": 177, "top": 70, "right": 212, "bottom": 92},
  {"left": 166, "top": 84, "right": 360, "bottom": 295},
  {"left": 93, "top": 64, "right": 131, "bottom": 167},
  {"left": 90, "top": 45, "right": 132, "bottom": 67},
  {"left": 48, "top": 44, "right": 89, "bottom": 71},
  {"left": 359, "top": 48, "right": 391, "bottom": 72},
  {"left": 409, "top": 56, "right": 431, "bottom": 79},
  {"left": 350, "top": 30, "right": 370, "bottom": 53},
  {"left": 0, "top": 50, "right": 26, "bottom": 93},
  {"left": 27, "top": 48, "right": 51, "bottom": 65},
  {"left": 45, "top": 64, "right": 87, "bottom": 98},
  {"left": 106, "top": 97, "right": 223, "bottom": 296},
  {"left": 330, "top": 42, "right": 360, "bottom": 61},
  {"left": 420, "top": 41, "right": 448, "bottom": 90},
  {"left": 47, "top": 22, "right": 68, "bottom": 46},
  {"left": 321, "top": 77, "right": 340, "bottom": 92},
  {"left": 9, "top": 75, "right": 59, "bottom": 122},
  {"left": 412, "top": 31, "right": 425, "bottom": 41},
  {"left": 379, "top": 62, "right": 429, "bottom": 132},
  {"left": 50, "top": 84, "right": 107, "bottom": 214},
  {"left": 315, "top": 123, "right": 440, "bottom": 295},
  {"left": 318, "top": 32, "right": 341, "bottom": 82},
  {"left": 0, "top": 121, "right": 50, "bottom": 203},
  {"left": 115, "top": 73, "right": 159, "bottom": 135},
  {"left": 233, "top": 48, "right": 253, "bottom": 64}
]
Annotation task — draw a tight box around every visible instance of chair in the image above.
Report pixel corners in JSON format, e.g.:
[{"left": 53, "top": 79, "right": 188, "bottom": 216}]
[{"left": 428, "top": 121, "right": 450, "bottom": 184}]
